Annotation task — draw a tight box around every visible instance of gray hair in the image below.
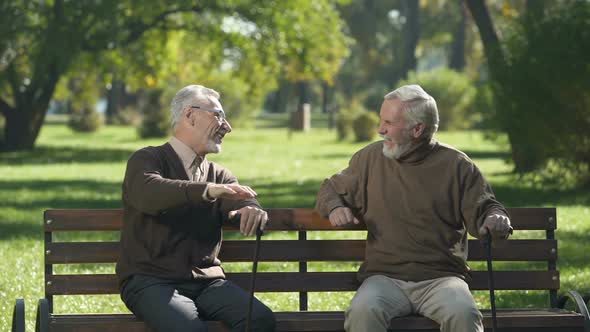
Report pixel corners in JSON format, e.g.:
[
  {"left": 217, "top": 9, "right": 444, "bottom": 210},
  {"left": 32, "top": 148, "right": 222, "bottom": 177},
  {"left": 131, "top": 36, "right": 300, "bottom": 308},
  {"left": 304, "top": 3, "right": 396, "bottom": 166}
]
[
  {"left": 170, "top": 85, "right": 220, "bottom": 129},
  {"left": 384, "top": 84, "right": 439, "bottom": 139}
]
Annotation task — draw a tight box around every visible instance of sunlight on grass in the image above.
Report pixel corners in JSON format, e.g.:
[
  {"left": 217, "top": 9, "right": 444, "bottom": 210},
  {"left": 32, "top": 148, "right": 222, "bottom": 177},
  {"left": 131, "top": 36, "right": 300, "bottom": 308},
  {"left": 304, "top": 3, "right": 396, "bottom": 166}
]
[{"left": 1, "top": 123, "right": 588, "bottom": 331}]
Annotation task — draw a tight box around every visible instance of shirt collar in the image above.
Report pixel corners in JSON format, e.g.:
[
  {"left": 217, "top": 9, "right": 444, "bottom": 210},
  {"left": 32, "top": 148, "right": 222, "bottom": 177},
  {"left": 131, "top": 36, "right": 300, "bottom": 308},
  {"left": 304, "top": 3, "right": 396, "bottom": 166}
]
[
  {"left": 395, "top": 138, "right": 438, "bottom": 164},
  {"left": 169, "top": 136, "right": 201, "bottom": 170}
]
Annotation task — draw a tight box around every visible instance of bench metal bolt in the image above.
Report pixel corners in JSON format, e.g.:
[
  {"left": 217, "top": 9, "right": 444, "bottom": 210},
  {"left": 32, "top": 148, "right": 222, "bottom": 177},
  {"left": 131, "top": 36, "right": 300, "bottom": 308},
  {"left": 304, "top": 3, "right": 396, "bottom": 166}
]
[
  {"left": 47, "top": 281, "right": 52, "bottom": 286},
  {"left": 46, "top": 219, "right": 52, "bottom": 225},
  {"left": 46, "top": 250, "right": 51, "bottom": 255},
  {"left": 551, "top": 248, "right": 556, "bottom": 254}
]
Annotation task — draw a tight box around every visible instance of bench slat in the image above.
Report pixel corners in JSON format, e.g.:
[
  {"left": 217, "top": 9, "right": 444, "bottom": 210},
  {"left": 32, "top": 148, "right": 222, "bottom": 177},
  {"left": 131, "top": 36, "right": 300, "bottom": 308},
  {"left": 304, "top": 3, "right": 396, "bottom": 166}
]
[
  {"left": 47, "top": 309, "right": 584, "bottom": 332},
  {"left": 45, "top": 271, "right": 559, "bottom": 295},
  {"left": 45, "top": 239, "right": 557, "bottom": 264},
  {"left": 44, "top": 207, "right": 556, "bottom": 232}
]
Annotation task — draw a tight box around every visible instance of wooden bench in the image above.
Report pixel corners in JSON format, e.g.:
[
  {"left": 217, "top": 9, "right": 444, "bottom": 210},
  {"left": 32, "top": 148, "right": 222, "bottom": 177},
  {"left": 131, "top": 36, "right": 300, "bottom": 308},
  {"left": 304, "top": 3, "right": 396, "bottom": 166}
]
[{"left": 20, "top": 207, "right": 590, "bottom": 331}]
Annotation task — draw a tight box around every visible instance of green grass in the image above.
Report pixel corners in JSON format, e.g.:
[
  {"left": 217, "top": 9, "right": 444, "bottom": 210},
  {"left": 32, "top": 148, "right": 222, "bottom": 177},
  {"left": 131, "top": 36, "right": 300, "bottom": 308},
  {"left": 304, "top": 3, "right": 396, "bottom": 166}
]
[{"left": 1, "top": 122, "right": 589, "bottom": 331}]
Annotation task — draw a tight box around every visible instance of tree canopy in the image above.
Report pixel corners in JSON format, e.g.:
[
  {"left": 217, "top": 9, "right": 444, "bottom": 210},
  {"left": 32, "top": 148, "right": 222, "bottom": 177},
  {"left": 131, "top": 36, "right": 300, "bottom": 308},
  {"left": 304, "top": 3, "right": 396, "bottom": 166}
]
[{"left": 0, "top": 0, "right": 350, "bottom": 150}]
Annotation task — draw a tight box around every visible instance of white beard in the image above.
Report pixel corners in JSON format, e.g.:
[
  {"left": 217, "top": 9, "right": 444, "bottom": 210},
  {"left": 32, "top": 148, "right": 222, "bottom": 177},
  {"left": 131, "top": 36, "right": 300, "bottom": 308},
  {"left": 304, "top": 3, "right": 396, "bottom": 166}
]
[
  {"left": 206, "top": 139, "right": 221, "bottom": 154},
  {"left": 381, "top": 134, "right": 412, "bottom": 160}
]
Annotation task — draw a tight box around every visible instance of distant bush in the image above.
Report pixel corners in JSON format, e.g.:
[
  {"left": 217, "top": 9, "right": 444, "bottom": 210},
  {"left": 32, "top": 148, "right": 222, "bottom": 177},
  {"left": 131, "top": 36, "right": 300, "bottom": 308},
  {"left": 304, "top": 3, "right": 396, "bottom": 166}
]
[
  {"left": 111, "top": 106, "right": 141, "bottom": 126},
  {"left": 399, "top": 69, "right": 477, "bottom": 131},
  {"left": 352, "top": 111, "right": 380, "bottom": 142},
  {"left": 138, "top": 89, "right": 169, "bottom": 138},
  {"left": 68, "top": 104, "right": 102, "bottom": 132},
  {"left": 336, "top": 98, "right": 364, "bottom": 140}
]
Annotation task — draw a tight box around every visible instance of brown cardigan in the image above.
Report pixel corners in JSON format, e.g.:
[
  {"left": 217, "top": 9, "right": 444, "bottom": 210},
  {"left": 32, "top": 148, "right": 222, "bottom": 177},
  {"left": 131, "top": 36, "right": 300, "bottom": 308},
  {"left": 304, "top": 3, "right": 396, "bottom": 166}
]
[
  {"left": 116, "top": 143, "right": 259, "bottom": 288},
  {"left": 316, "top": 139, "right": 508, "bottom": 283}
]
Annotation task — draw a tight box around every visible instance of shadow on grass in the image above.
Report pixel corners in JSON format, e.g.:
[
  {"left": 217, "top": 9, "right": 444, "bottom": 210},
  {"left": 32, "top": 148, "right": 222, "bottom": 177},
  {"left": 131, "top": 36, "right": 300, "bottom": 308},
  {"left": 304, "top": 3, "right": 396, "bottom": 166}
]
[
  {"left": 0, "top": 146, "right": 135, "bottom": 165},
  {"left": 0, "top": 180, "right": 122, "bottom": 239},
  {"left": 555, "top": 229, "right": 590, "bottom": 268},
  {"left": 493, "top": 183, "right": 590, "bottom": 206},
  {"left": 0, "top": 179, "right": 122, "bottom": 210},
  {"left": 0, "top": 220, "right": 41, "bottom": 240},
  {"left": 243, "top": 179, "right": 323, "bottom": 209},
  {"left": 462, "top": 150, "right": 512, "bottom": 160}
]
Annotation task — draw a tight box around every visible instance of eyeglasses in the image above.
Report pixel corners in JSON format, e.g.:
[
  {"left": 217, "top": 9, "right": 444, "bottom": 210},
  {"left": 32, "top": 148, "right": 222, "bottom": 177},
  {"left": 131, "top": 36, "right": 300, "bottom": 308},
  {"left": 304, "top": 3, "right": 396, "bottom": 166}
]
[{"left": 190, "top": 105, "right": 226, "bottom": 122}]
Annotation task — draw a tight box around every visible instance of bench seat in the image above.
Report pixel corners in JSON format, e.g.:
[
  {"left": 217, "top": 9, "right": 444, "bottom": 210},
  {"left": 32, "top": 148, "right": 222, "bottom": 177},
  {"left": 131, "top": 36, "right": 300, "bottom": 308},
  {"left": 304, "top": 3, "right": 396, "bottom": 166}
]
[{"left": 41, "top": 309, "right": 585, "bottom": 332}]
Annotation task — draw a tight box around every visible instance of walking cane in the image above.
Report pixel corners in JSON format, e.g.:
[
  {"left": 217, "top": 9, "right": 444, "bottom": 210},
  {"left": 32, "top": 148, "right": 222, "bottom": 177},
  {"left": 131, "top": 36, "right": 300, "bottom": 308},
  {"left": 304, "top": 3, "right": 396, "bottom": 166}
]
[
  {"left": 231, "top": 212, "right": 265, "bottom": 332},
  {"left": 245, "top": 226, "right": 264, "bottom": 332},
  {"left": 483, "top": 230, "right": 498, "bottom": 332}
]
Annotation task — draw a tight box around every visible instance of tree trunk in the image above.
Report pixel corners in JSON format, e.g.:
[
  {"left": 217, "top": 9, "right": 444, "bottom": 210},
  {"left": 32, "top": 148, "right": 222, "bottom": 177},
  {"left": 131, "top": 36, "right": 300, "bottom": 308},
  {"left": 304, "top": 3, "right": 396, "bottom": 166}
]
[
  {"left": 298, "top": 81, "right": 310, "bottom": 106},
  {"left": 322, "top": 81, "right": 330, "bottom": 114},
  {"left": 449, "top": 0, "right": 466, "bottom": 71},
  {"left": 465, "top": 0, "right": 533, "bottom": 171},
  {"left": 2, "top": 101, "right": 49, "bottom": 151},
  {"left": 399, "top": 0, "right": 420, "bottom": 81},
  {"left": 465, "top": 0, "right": 505, "bottom": 71},
  {"left": 105, "top": 79, "right": 123, "bottom": 124},
  {"left": 273, "top": 80, "right": 291, "bottom": 113},
  {"left": 1, "top": 0, "right": 70, "bottom": 152}
]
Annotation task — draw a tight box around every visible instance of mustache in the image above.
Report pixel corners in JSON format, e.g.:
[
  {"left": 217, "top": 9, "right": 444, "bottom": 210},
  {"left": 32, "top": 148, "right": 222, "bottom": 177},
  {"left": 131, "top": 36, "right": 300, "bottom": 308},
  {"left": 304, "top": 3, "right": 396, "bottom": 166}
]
[
  {"left": 204, "top": 121, "right": 227, "bottom": 136},
  {"left": 379, "top": 134, "right": 392, "bottom": 141}
]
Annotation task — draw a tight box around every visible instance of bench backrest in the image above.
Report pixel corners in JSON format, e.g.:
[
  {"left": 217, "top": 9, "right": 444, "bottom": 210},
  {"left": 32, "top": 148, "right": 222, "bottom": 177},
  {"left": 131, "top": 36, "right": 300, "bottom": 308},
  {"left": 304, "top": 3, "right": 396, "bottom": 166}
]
[{"left": 43, "top": 207, "right": 558, "bottom": 313}]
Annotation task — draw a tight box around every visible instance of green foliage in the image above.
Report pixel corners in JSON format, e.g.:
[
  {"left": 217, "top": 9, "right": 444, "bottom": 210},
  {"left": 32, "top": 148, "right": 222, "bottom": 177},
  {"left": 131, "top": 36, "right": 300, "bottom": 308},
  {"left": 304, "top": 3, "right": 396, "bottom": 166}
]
[
  {"left": 352, "top": 111, "right": 379, "bottom": 142},
  {"left": 472, "top": 83, "right": 494, "bottom": 129},
  {"left": 492, "top": 1, "right": 590, "bottom": 181},
  {"left": 138, "top": 89, "right": 169, "bottom": 138},
  {"left": 68, "top": 104, "right": 102, "bottom": 132},
  {"left": 399, "top": 69, "right": 477, "bottom": 131},
  {"left": 336, "top": 98, "right": 365, "bottom": 141}
]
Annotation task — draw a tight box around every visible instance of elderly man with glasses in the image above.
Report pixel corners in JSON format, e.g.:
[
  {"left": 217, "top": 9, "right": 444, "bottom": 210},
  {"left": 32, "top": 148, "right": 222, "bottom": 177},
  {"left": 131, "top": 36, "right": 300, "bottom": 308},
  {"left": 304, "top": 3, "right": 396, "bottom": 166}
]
[{"left": 116, "top": 85, "right": 275, "bottom": 332}]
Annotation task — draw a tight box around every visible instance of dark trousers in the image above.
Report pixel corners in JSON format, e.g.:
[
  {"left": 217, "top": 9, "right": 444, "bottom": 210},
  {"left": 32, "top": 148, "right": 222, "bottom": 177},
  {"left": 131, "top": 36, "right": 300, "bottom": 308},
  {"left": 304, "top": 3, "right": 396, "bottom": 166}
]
[{"left": 121, "top": 274, "right": 276, "bottom": 332}]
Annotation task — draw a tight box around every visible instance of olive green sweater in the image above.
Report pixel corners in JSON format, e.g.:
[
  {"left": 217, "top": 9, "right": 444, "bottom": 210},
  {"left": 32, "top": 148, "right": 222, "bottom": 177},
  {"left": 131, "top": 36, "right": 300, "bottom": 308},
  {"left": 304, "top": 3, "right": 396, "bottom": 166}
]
[
  {"left": 316, "top": 139, "right": 507, "bottom": 283},
  {"left": 116, "top": 143, "right": 259, "bottom": 288}
]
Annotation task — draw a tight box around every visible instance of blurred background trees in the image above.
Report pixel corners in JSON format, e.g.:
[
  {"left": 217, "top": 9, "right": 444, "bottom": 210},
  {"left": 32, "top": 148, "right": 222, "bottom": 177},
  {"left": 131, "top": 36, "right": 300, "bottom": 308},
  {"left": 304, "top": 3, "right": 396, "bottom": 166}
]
[
  {"left": 1, "top": 0, "right": 589, "bottom": 186},
  {"left": 0, "top": 0, "right": 350, "bottom": 151}
]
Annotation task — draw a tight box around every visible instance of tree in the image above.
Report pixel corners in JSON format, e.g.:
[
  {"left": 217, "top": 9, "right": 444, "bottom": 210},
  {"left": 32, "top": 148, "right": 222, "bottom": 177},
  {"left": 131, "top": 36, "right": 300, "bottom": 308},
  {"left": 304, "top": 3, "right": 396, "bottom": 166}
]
[
  {"left": 0, "top": 0, "right": 349, "bottom": 151},
  {"left": 449, "top": 0, "right": 467, "bottom": 71},
  {"left": 397, "top": 0, "right": 419, "bottom": 81},
  {"left": 467, "top": 0, "right": 590, "bottom": 182}
]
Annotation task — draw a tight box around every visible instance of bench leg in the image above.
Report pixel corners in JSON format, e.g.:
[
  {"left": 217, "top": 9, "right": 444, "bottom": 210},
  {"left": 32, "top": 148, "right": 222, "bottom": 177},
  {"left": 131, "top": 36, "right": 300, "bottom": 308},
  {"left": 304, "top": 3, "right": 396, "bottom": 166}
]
[
  {"left": 11, "top": 299, "right": 25, "bottom": 332},
  {"left": 35, "top": 298, "right": 50, "bottom": 332}
]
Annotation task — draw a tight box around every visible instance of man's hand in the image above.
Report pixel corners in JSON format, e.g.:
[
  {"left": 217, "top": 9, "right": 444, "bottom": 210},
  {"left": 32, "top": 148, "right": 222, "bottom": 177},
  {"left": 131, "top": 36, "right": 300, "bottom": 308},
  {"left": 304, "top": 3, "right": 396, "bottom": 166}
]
[
  {"left": 208, "top": 183, "right": 257, "bottom": 200},
  {"left": 479, "top": 213, "right": 512, "bottom": 239},
  {"left": 228, "top": 206, "right": 268, "bottom": 236},
  {"left": 328, "top": 207, "right": 360, "bottom": 227}
]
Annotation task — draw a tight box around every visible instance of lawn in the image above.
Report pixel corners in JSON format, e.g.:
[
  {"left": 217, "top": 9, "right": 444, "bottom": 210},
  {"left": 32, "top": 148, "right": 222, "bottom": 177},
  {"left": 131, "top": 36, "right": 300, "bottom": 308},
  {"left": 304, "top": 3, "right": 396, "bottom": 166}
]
[{"left": 1, "top": 120, "right": 589, "bottom": 331}]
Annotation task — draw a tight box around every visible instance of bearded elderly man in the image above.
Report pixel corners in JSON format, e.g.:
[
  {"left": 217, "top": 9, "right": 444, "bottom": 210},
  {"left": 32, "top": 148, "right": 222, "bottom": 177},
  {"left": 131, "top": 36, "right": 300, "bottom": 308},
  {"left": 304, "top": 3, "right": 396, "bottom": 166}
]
[
  {"left": 116, "top": 85, "right": 275, "bottom": 332},
  {"left": 316, "top": 85, "right": 512, "bottom": 332}
]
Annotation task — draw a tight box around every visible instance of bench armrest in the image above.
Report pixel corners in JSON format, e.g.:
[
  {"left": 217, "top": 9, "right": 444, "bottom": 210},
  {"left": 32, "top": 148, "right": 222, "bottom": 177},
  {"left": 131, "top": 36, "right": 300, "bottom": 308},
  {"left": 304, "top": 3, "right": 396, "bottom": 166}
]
[
  {"left": 11, "top": 299, "right": 25, "bottom": 332},
  {"left": 557, "top": 290, "right": 590, "bottom": 330},
  {"left": 35, "top": 298, "right": 49, "bottom": 332}
]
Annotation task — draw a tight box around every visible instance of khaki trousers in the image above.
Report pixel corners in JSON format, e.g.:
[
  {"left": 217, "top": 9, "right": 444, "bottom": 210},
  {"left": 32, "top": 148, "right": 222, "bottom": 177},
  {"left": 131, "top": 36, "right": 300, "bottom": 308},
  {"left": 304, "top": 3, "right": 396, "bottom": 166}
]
[{"left": 344, "top": 275, "right": 483, "bottom": 332}]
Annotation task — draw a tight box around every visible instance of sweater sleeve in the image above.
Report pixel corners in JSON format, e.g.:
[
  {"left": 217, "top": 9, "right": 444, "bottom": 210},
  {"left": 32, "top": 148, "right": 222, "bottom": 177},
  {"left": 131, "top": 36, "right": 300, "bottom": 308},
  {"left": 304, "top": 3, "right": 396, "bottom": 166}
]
[
  {"left": 316, "top": 150, "right": 365, "bottom": 218},
  {"left": 123, "top": 148, "right": 210, "bottom": 215},
  {"left": 459, "top": 157, "right": 508, "bottom": 238},
  {"left": 215, "top": 165, "right": 261, "bottom": 224}
]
